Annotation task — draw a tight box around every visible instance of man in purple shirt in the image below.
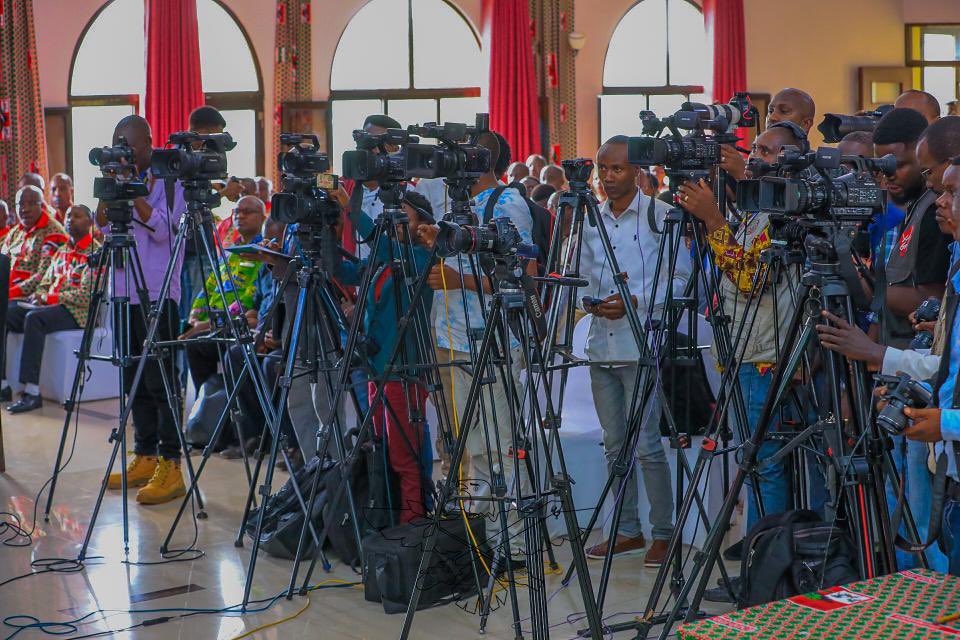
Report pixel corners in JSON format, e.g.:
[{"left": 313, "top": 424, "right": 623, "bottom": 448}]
[{"left": 97, "top": 115, "right": 187, "bottom": 505}]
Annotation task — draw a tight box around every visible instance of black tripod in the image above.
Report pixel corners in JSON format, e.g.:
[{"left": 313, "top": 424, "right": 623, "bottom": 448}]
[{"left": 641, "top": 224, "right": 928, "bottom": 638}]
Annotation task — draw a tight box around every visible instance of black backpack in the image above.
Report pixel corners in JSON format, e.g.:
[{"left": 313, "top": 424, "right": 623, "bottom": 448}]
[
  {"left": 737, "top": 510, "right": 859, "bottom": 608},
  {"left": 483, "top": 182, "right": 553, "bottom": 269}
]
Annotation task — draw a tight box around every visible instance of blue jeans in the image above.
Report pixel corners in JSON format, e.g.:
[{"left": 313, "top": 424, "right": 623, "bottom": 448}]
[
  {"left": 942, "top": 498, "right": 960, "bottom": 576},
  {"left": 739, "top": 366, "right": 788, "bottom": 528},
  {"left": 888, "top": 437, "right": 949, "bottom": 572}
]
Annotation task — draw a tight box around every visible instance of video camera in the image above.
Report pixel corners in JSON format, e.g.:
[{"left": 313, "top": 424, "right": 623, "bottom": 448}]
[
  {"left": 341, "top": 114, "right": 491, "bottom": 184},
  {"left": 736, "top": 146, "right": 894, "bottom": 222},
  {"left": 435, "top": 217, "right": 536, "bottom": 260},
  {"left": 627, "top": 93, "right": 757, "bottom": 173},
  {"left": 874, "top": 373, "right": 933, "bottom": 435},
  {"left": 151, "top": 131, "right": 236, "bottom": 181},
  {"left": 272, "top": 133, "right": 341, "bottom": 227},
  {"left": 89, "top": 137, "right": 149, "bottom": 208},
  {"left": 817, "top": 104, "right": 894, "bottom": 144}
]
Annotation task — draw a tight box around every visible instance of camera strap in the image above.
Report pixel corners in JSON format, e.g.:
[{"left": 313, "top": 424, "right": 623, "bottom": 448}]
[
  {"left": 889, "top": 445, "right": 949, "bottom": 554},
  {"left": 645, "top": 191, "right": 662, "bottom": 235},
  {"left": 481, "top": 185, "right": 509, "bottom": 225}
]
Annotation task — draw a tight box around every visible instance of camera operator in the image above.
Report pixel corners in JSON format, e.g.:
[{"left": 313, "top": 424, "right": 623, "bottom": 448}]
[
  {"left": 577, "top": 135, "right": 690, "bottom": 566},
  {"left": 425, "top": 130, "right": 535, "bottom": 560},
  {"left": 678, "top": 123, "right": 806, "bottom": 554},
  {"left": 346, "top": 114, "right": 403, "bottom": 261},
  {"left": 98, "top": 115, "right": 188, "bottom": 506},
  {"left": 896, "top": 89, "right": 941, "bottom": 125}
]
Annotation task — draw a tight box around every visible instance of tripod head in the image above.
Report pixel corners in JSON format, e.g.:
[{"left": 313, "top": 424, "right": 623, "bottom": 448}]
[{"left": 443, "top": 176, "right": 479, "bottom": 225}]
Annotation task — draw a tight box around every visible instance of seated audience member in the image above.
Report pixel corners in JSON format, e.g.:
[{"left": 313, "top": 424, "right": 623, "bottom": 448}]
[
  {"left": 540, "top": 164, "right": 568, "bottom": 191},
  {"left": 0, "top": 201, "right": 15, "bottom": 244},
  {"left": 531, "top": 183, "right": 556, "bottom": 210},
  {"left": 526, "top": 153, "right": 547, "bottom": 180},
  {"left": 520, "top": 175, "right": 540, "bottom": 194},
  {"left": 506, "top": 161, "right": 529, "bottom": 184},
  {"left": 896, "top": 89, "right": 941, "bottom": 124},
  {"left": 578, "top": 135, "right": 688, "bottom": 566},
  {"left": 339, "top": 190, "right": 436, "bottom": 524},
  {"left": 4, "top": 185, "right": 67, "bottom": 301},
  {"left": 637, "top": 168, "right": 659, "bottom": 197},
  {"left": 49, "top": 173, "right": 73, "bottom": 224},
  {"left": 4, "top": 205, "right": 99, "bottom": 413},
  {"left": 180, "top": 195, "right": 267, "bottom": 391},
  {"left": 256, "top": 176, "right": 273, "bottom": 214},
  {"left": 19, "top": 173, "right": 60, "bottom": 223}
]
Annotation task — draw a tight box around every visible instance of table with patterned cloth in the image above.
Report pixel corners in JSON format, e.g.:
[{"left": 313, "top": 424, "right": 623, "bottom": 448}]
[{"left": 679, "top": 569, "right": 960, "bottom": 639}]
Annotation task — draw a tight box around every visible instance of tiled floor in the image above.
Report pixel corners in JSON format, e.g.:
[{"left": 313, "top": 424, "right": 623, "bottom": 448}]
[{"left": 0, "top": 398, "right": 734, "bottom": 639}]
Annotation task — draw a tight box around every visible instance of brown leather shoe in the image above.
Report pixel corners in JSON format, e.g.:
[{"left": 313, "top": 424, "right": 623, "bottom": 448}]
[
  {"left": 586, "top": 533, "right": 646, "bottom": 559},
  {"left": 644, "top": 539, "right": 670, "bottom": 567}
]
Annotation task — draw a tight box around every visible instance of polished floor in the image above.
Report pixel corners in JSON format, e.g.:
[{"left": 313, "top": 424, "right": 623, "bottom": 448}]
[{"left": 0, "top": 398, "right": 735, "bottom": 639}]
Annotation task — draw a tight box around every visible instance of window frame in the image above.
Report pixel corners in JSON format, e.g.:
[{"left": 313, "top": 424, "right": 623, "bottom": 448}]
[
  {"left": 905, "top": 23, "right": 960, "bottom": 108},
  {"left": 67, "top": 0, "right": 266, "bottom": 176},
  {"left": 599, "top": 0, "right": 706, "bottom": 146},
  {"left": 329, "top": 0, "right": 483, "bottom": 161}
]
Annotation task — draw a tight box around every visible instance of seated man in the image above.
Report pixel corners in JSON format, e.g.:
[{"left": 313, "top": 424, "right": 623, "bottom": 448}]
[
  {"left": 3, "top": 185, "right": 67, "bottom": 301},
  {"left": 180, "top": 195, "right": 267, "bottom": 390},
  {"left": 49, "top": 173, "right": 74, "bottom": 224},
  {"left": 4, "top": 204, "right": 98, "bottom": 412}
]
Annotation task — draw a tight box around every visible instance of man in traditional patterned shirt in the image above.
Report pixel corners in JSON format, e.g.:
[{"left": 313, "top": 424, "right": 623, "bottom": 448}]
[
  {"left": 4, "top": 204, "right": 99, "bottom": 413},
  {"left": 3, "top": 185, "right": 67, "bottom": 302},
  {"left": 180, "top": 195, "right": 266, "bottom": 390}
]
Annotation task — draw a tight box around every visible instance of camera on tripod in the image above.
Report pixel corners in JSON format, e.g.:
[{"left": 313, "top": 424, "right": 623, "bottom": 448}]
[
  {"left": 89, "top": 138, "right": 149, "bottom": 219},
  {"left": 910, "top": 296, "right": 941, "bottom": 350},
  {"left": 875, "top": 373, "right": 933, "bottom": 435},
  {"left": 562, "top": 158, "right": 594, "bottom": 187},
  {"left": 342, "top": 114, "right": 492, "bottom": 183},
  {"left": 272, "top": 133, "right": 341, "bottom": 227},
  {"left": 435, "top": 217, "right": 536, "bottom": 260},
  {"left": 151, "top": 131, "right": 236, "bottom": 181},
  {"left": 817, "top": 104, "right": 894, "bottom": 144},
  {"left": 736, "top": 147, "right": 894, "bottom": 222},
  {"left": 627, "top": 92, "right": 758, "bottom": 171}
]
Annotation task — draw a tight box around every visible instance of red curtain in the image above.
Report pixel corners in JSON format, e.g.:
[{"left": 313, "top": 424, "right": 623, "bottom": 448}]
[
  {"left": 145, "top": 0, "right": 204, "bottom": 147},
  {"left": 483, "top": 0, "right": 539, "bottom": 166},
  {"left": 704, "top": 0, "right": 747, "bottom": 104}
]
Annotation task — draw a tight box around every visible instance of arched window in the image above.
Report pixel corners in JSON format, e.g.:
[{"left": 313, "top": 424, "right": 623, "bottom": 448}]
[
  {"left": 329, "top": 0, "right": 486, "bottom": 169},
  {"left": 600, "top": 0, "right": 710, "bottom": 144},
  {"left": 69, "top": 0, "right": 263, "bottom": 205}
]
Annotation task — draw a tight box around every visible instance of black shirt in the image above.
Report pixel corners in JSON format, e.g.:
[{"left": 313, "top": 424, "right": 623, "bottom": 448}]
[{"left": 910, "top": 199, "right": 952, "bottom": 285}]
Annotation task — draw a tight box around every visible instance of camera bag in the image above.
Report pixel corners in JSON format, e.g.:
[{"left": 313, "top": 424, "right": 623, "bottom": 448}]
[
  {"left": 737, "top": 509, "right": 858, "bottom": 608},
  {"left": 362, "top": 514, "right": 489, "bottom": 614}
]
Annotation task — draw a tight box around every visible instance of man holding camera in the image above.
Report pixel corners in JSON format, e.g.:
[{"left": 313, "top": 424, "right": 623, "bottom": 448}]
[
  {"left": 99, "top": 115, "right": 188, "bottom": 506},
  {"left": 578, "top": 135, "right": 689, "bottom": 566},
  {"left": 347, "top": 115, "right": 403, "bottom": 261}
]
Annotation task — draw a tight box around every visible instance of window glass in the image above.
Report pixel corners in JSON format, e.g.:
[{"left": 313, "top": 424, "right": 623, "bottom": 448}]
[
  {"left": 330, "top": 0, "right": 410, "bottom": 90},
  {"left": 197, "top": 0, "right": 258, "bottom": 93},
  {"left": 71, "top": 0, "right": 145, "bottom": 97},
  {"left": 331, "top": 99, "right": 383, "bottom": 171},
  {"left": 71, "top": 105, "right": 136, "bottom": 207},
  {"left": 411, "top": 0, "right": 482, "bottom": 89},
  {"left": 220, "top": 109, "right": 257, "bottom": 180},
  {"left": 603, "top": 0, "right": 667, "bottom": 87}
]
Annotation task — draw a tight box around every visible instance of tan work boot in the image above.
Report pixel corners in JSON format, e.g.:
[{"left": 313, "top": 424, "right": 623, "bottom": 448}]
[
  {"left": 136, "top": 457, "right": 186, "bottom": 505},
  {"left": 107, "top": 455, "right": 157, "bottom": 490}
]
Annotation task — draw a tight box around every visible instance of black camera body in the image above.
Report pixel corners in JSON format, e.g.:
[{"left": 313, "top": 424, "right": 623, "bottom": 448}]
[
  {"left": 272, "top": 133, "right": 341, "bottom": 227},
  {"left": 435, "top": 217, "right": 534, "bottom": 260},
  {"left": 151, "top": 131, "right": 236, "bottom": 181},
  {"left": 910, "top": 296, "right": 942, "bottom": 350},
  {"left": 562, "top": 158, "right": 594, "bottom": 187},
  {"left": 875, "top": 373, "right": 933, "bottom": 435},
  {"left": 89, "top": 137, "right": 149, "bottom": 218},
  {"left": 818, "top": 104, "right": 894, "bottom": 144}
]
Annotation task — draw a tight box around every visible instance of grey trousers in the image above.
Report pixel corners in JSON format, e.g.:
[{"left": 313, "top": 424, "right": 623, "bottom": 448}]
[
  {"left": 287, "top": 368, "right": 347, "bottom": 463},
  {"left": 590, "top": 363, "right": 674, "bottom": 540}
]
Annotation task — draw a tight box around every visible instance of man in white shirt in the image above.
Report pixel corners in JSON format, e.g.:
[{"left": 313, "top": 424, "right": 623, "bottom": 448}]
[{"left": 579, "top": 135, "right": 691, "bottom": 566}]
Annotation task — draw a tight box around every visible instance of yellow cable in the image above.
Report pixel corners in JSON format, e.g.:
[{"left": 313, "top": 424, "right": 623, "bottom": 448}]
[{"left": 228, "top": 594, "right": 311, "bottom": 640}]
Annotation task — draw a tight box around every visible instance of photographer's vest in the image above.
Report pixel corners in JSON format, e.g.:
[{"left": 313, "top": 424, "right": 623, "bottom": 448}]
[
  {"left": 883, "top": 189, "right": 938, "bottom": 348},
  {"left": 715, "top": 211, "right": 796, "bottom": 365}
]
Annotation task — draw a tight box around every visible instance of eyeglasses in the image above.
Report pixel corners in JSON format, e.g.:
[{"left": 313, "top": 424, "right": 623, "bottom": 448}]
[{"left": 921, "top": 160, "right": 949, "bottom": 180}]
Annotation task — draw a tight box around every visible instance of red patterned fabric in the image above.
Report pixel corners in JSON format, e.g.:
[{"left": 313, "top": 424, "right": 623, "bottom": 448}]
[
  {"left": 484, "top": 0, "right": 539, "bottom": 163},
  {"left": 704, "top": 0, "right": 747, "bottom": 103},
  {"left": 272, "top": 0, "right": 312, "bottom": 183},
  {"left": 0, "top": 0, "right": 47, "bottom": 200},
  {"left": 145, "top": 0, "right": 204, "bottom": 147}
]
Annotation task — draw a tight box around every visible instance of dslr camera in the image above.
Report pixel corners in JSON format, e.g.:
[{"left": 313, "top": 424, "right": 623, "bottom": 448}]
[
  {"left": 89, "top": 137, "right": 149, "bottom": 213},
  {"left": 271, "top": 133, "right": 341, "bottom": 227},
  {"left": 342, "top": 114, "right": 491, "bottom": 184},
  {"left": 817, "top": 104, "right": 894, "bottom": 144},
  {"left": 628, "top": 93, "right": 757, "bottom": 176},
  {"left": 151, "top": 131, "right": 236, "bottom": 181},
  {"left": 910, "top": 297, "right": 941, "bottom": 350},
  {"left": 875, "top": 373, "right": 933, "bottom": 435},
  {"left": 435, "top": 216, "right": 535, "bottom": 260}
]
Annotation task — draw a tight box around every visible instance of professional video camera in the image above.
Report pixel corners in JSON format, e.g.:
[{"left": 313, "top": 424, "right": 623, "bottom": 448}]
[
  {"left": 627, "top": 92, "right": 757, "bottom": 173},
  {"left": 435, "top": 216, "right": 535, "bottom": 260},
  {"left": 341, "top": 114, "right": 491, "bottom": 184},
  {"left": 818, "top": 104, "right": 894, "bottom": 144},
  {"left": 151, "top": 131, "right": 236, "bottom": 181},
  {"left": 737, "top": 146, "right": 895, "bottom": 222},
  {"left": 910, "top": 297, "right": 941, "bottom": 350},
  {"left": 89, "top": 138, "right": 149, "bottom": 216},
  {"left": 271, "top": 133, "right": 341, "bottom": 227},
  {"left": 874, "top": 373, "right": 933, "bottom": 435}
]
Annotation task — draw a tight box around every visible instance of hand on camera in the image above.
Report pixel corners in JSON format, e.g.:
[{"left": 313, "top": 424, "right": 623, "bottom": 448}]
[
  {"left": 328, "top": 185, "right": 350, "bottom": 210},
  {"left": 220, "top": 178, "right": 242, "bottom": 202},
  {"left": 903, "top": 407, "right": 943, "bottom": 442},
  {"left": 815, "top": 310, "right": 886, "bottom": 366},
  {"left": 178, "top": 321, "right": 210, "bottom": 341},
  {"left": 427, "top": 263, "right": 460, "bottom": 290},
  {"left": 720, "top": 145, "right": 747, "bottom": 181},
  {"left": 595, "top": 293, "right": 637, "bottom": 320},
  {"left": 677, "top": 180, "right": 724, "bottom": 230},
  {"left": 416, "top": 224, "right": 439, "bottom": 248}
]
